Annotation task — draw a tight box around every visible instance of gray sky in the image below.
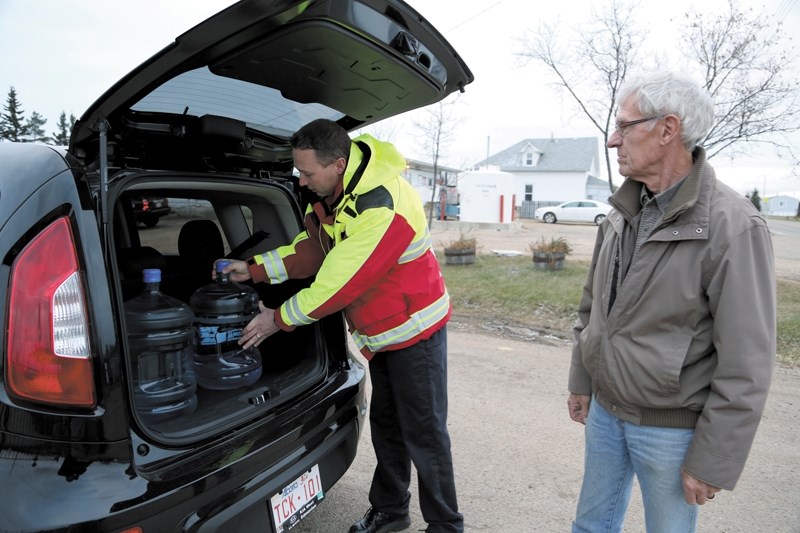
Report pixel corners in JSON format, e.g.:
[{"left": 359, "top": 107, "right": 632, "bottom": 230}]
[{"left": 1, "top": 0, "right": 798, "bottom": 195}]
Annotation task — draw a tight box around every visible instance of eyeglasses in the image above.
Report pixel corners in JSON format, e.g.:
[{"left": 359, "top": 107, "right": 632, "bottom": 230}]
[{"left": 613, "top": 115, "right": 663, "bottom": 136}]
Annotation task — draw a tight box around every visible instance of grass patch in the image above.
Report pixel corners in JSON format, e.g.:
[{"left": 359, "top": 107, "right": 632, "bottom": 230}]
[
  {"left": 441, "top": 254, "right": 586, "bottom": 335},
  {"left": 777, "top": 279, "right": 800, "bottom": 365},
  {"left": 441, "top": 253, "right": 799, "bottom": 366}
]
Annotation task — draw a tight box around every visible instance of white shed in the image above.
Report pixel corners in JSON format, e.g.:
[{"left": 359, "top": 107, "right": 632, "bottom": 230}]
[
  {"left": 458, "top": 169, "right": 515, "bottom": 223},
  {"left": 762, "top": 195, "right": 799, "bottom": 217}
]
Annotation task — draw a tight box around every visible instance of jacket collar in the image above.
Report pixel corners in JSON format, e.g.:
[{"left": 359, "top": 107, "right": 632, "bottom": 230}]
[
  {"left": 324, "top": 140, "right": 371, "bottom": 212},
  {"left": 610, "top": 147, "right": 710, "bottom": 226}
]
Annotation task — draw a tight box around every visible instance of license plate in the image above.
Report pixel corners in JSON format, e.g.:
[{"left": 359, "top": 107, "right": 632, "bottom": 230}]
[{"left": 270, "top": 464, "right": 324, "bottom": 532}]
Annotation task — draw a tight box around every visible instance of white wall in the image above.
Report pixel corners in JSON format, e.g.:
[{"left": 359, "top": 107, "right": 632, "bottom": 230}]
[
  {"left": 763, "top": 195, "right": 799, "bottom": 217},
  {"left": 459, "top": 170, "right": 515, "bottom": 223},
  {"left": 513, "top": 171, "right": 588, "bottom": 205}
]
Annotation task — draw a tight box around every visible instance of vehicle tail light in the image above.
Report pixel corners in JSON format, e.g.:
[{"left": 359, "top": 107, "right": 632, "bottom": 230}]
[
  {"left": 6, "top": 216, "right": 96, "bottom": 408},
  {"left": 141, "top": 199, "right": 150, "bottom": 211}
]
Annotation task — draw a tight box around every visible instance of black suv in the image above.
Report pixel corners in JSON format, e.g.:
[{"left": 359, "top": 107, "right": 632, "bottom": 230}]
[{"left": 0, "top": 1, "right": 472, "bottom": 531}]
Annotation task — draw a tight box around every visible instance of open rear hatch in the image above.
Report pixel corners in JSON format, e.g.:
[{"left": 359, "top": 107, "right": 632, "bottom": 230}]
[{"left": 71, "top": 0, "right": 472, "bottom": 442}]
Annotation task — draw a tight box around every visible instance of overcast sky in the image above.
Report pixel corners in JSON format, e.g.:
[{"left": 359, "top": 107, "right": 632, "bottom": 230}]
[{"left": 1, "top": 0, "right": 798, "bottom": 195}]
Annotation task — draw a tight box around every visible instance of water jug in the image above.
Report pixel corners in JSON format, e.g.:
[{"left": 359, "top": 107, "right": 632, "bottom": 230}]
[
  {"left": 190, "top": 260, "right": 263, "bottom": 390},
  {"left": 124, "top": 268, "right": 198, "bottom": 423}
]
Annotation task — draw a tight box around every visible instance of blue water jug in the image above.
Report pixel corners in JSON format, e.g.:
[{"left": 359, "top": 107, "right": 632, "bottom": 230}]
[
  {"left": 124, "top": 268, "right": 198, "bottom": 422},
  {"left": 190, "top": 260, "right": 263, "bottom": 390}
]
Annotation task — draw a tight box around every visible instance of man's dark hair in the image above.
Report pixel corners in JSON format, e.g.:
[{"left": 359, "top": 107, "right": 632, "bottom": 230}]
[{"left": 291, "top": 119, "right": 352, "bottom": 166}]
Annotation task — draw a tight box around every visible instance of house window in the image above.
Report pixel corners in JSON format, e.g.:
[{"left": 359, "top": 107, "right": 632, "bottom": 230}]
[
  {"left": 525, "top": 152, "right": 534, "bottom": 166},
  {"left": 525, "top": 184, "right": 533, "bottom": 202}
]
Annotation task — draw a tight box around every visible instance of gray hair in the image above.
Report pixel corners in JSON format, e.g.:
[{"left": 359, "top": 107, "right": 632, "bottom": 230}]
[{"left": 616, "top": 71, "right": 715, "bottom": 151}]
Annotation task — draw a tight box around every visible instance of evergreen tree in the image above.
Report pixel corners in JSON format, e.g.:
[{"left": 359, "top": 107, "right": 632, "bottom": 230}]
[
  {"left": 748, "top": 188, "right": 762, "bottom": 212},
  {"left": 25, "top": 111, "right": 50, "bottom": 143},
  {"left": 52, "top": 111, "right": 76, "bottom": 145},
  {"left": 1, "top": 86, "right": 28, "bottom": 142},
  {"left": 52, "top": 112, "right": 70, "bottom": 145}
]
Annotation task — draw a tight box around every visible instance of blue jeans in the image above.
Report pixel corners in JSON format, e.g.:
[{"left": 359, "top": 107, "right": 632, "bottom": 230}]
[{"left": 572, "top": 399, "right": 699, "bottom": 533}]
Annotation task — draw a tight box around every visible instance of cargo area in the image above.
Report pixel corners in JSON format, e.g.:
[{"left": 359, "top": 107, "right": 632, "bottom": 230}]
[{"left": 112, "top": 176, "right": 336, "bottom": 441}]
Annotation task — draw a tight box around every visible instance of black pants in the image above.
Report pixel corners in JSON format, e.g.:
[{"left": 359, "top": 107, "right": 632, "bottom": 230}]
[{"left": 367, "top": 327, "right": 463, "bottom": 533}]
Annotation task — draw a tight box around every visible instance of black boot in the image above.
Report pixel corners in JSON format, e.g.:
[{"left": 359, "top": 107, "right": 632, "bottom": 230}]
[{"left": 348, "top": 507, "right": 411, "bottom": 533}]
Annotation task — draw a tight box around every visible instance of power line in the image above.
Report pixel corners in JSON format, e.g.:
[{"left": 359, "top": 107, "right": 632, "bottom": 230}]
[
  {"left": 445, "top": 0, "right": 509, "bottom": 33},
  {"left": 773, "top": 0, "right": 797, "bottom": 21}
]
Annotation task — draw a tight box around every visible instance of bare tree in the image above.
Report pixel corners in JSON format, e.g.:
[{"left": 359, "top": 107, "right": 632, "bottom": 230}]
[
  {"left": 413, "top": 98, "right": 460, "bottom": 226},
  {"left": 519, "top": 0, "right": 800, "bottom": 189},
  {"left": 517, "top": 0, "right": 644, "bottom": 193},
  {"left": 355, "top": 120, "right": 401, "bottom": 145},
  {"left": 680, "top": 0, "right": 800, "bottom": 163}
]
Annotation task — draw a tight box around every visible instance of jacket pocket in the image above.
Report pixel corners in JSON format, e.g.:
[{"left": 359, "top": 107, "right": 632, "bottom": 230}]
[{"left": 611, "top": 333, "right": 693, "bottom": 399}]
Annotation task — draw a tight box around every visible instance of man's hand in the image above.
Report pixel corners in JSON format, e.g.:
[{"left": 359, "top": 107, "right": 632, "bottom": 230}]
[
  {"left": 239, "top": 302, "right": 280, "bottom": 349},
  {"left": 211, "top": 259, "right": 251, "bottom": 282},
  {"left": 568, "top": 393, "right": 591, "bottom": 424},
  {"left": 681, "top": 469, "right": 721, "bottom": 505}
]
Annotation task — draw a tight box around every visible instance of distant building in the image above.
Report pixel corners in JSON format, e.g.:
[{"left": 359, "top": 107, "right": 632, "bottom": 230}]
[
  {"left": 402, "top": 158, "right": 461, "bottom": 205},
  {"left": 762, "top": 195, "right": 799, "bottom": 217},
  {"left": 469, "top": 137, "right": 610, "bottom": 217}
]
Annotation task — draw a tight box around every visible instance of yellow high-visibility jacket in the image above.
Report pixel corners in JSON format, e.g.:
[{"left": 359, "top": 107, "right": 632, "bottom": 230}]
[{"left": 247, "top": 134, "right": 450, "bottom": 359}]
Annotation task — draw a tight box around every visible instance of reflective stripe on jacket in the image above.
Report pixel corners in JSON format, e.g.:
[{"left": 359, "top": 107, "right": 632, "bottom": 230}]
[{"left": 248, "top": 134, "right": 450, "bottom": 359}]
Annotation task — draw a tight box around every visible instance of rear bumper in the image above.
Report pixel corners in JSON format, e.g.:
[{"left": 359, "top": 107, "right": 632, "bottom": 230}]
[
  {"left": 0, "top": 366, "right": 367, "bottom": 532},
  {"left": 187, "top": 415, "right": 362, "bottom": 532}
]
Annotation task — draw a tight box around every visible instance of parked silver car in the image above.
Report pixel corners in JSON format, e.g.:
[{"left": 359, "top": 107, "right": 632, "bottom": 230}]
[{"left": 534, "top": 199, "right": 612, "bottom": 225}]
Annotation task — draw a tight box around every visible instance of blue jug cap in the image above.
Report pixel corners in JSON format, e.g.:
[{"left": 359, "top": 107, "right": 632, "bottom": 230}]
[
  {"left": 215, "top": 260, "right": 231, "bottom": 273},
  {"left": 143, "top": 268, "right": 161, "bottom": 283}
]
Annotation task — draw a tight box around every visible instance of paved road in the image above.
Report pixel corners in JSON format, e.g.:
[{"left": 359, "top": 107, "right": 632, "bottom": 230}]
[{"left": 292, "top": 327, "right": 800, "bottom": 532}]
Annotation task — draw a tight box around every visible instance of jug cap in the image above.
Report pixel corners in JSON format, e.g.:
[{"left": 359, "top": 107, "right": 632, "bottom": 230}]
[{"left": 143, "top": 268, "right": 161, "bottom": 283}]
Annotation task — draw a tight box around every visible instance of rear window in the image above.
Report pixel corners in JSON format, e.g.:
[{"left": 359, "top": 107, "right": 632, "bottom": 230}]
[
  {"left": 131, "top": 67, "right": 344, "bottom": 137},
  {"left": 138, "top": 198, "right": 231, "bottom": 255}
]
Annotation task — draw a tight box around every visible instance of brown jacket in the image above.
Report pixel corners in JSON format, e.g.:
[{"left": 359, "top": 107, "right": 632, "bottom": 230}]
[{"left": 569, "top": 148, "right": 776, "bottom": 490}]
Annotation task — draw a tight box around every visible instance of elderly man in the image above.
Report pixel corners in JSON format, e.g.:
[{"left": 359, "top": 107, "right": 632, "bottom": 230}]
[{"left": 568, "top": 71, "right": 775, "bottom": 532}]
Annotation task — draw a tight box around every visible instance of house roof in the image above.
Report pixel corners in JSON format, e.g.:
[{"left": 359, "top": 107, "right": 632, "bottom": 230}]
[
  {"left": 474, "top": 137, "right": 598, "bottom": 172},
  {"left": 586, "top": 175, "right": 609, "bottom": 188},
  {"left": 764, "top": 194, "right": 799, "bottom": 202},
  {"left": 405, "top": 158, "right": 461, "bottom": 174}
]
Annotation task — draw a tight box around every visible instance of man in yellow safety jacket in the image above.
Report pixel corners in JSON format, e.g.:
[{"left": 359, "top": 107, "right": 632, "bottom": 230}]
[{"left": 222, "top": 118, "right": 463, "bottom": 533}]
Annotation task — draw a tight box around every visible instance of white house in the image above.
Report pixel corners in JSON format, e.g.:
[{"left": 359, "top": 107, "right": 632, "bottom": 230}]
[
  {"left": 469, "top": 137, "right": 610, "bottom": 216},
  {"left": 762, "top": 195, "right": 799, "bottom": 217}
]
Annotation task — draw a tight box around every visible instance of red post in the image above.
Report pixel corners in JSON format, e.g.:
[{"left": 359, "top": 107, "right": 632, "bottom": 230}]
[{"left": 499, "top": 195, "right": 505, "bottom": 223}]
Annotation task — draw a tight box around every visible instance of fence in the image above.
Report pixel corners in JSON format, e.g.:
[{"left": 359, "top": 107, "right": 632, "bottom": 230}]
[{"left": 518, "top": 200, "right": 561, "bottom": 219}]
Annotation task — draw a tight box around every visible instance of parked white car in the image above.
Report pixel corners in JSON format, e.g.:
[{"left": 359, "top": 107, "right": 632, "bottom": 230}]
[{"left": 534, "top": 200, "right": 612, "bottom": 225}]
